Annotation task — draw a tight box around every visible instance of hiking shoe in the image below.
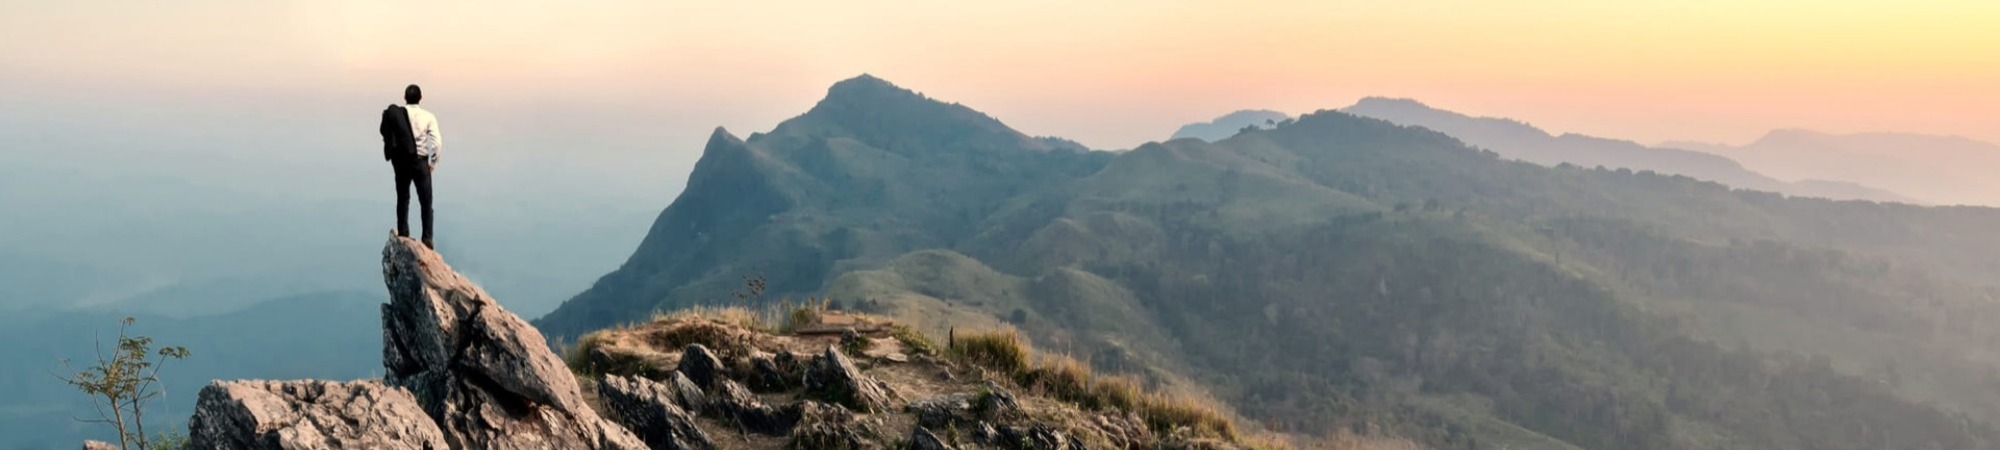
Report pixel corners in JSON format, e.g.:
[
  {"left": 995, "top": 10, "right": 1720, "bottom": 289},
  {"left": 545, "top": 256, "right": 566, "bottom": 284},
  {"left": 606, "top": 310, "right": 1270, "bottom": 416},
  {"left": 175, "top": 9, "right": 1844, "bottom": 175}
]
[{"left": 422, "top": 238, "right": 435, "bottom": 250}]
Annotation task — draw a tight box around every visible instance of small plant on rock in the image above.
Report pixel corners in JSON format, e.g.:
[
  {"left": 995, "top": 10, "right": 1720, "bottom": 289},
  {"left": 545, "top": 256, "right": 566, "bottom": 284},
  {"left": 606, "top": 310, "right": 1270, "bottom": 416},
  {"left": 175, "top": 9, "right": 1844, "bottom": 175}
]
[{"left": 56, "top": 317, "right": 190, "bottom": 450}]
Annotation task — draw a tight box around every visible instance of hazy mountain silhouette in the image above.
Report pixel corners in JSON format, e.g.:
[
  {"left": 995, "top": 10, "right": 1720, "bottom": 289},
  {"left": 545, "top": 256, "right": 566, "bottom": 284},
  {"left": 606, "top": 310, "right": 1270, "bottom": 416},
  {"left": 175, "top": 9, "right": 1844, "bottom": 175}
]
[
  {"left": 1666, "top": 130, "right": 2000, "bottom": 206},
  {"left": 543, "top": 75, "right": 2000, "bottom": 449},
  {"left": 1, "top": 292, "right": 381, "bottom": 448},
  {"left": 1170, "top": 109, "right": 1293, "bottom": 142},
  {"left": 1341, "top": 98, "right": 1917, "bottom": 203}
]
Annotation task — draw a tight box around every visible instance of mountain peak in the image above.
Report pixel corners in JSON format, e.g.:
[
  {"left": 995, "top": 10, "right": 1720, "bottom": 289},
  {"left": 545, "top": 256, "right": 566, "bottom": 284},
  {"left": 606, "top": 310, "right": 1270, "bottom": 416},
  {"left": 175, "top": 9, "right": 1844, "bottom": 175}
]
[
  {"left": 790, "top": 75, "right": 1049, "bottom": 154},
  {"left": 1350, "top": 96, "right": 1434, "bottom": 110},
  {"left": 820, "top": 73, "right": 924, "bottom": 106},
  {"left": 1169, "top": 109, "right": 1293, "bottom": 142},
  {"left": 705, "top": 126, "right": 744, "bottom": 149},
  {"left": 1749, "top": 128, "right": 1834, "bottom": 147}
]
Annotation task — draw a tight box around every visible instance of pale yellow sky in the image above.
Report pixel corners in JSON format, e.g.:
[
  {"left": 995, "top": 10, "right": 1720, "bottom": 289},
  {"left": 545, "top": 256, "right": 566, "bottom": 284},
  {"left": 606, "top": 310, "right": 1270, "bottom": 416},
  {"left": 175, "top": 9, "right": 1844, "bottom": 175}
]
[{"left": 3, "top": 0, "right": 1996, "bottom": 149}]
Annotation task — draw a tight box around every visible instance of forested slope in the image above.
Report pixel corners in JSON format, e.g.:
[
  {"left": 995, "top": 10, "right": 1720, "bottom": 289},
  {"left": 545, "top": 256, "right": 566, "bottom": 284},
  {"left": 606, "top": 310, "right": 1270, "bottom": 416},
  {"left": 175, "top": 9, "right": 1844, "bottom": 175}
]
[{"left": 542, "top": 76, "right": 2000, "bottom": 449}]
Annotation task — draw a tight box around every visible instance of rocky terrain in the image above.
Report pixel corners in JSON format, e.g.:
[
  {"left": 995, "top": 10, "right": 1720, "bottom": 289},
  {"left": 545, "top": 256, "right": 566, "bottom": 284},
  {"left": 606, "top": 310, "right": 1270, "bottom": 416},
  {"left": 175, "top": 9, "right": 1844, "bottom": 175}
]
[{"left": 177, "top": 236, "right": 1291, "bottom": 450}]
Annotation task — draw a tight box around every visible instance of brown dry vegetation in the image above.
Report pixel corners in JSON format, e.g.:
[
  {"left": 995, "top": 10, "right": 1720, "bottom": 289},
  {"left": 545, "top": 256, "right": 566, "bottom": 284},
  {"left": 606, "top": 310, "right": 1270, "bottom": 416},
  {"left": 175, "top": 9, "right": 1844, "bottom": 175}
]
[
  {"left": 948, "top": 328, "right": 1241, "bottom": 443},
  {"left": 563, "top": 305, "right": 1423, "bottom": 449}
]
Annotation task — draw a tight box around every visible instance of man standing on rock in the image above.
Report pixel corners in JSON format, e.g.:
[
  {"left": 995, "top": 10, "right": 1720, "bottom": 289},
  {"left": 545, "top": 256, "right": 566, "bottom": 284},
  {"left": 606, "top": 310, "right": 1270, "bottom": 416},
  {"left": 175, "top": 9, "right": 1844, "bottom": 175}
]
[{"left": 381, "top": 84, "right": 443, "bottom": 249}]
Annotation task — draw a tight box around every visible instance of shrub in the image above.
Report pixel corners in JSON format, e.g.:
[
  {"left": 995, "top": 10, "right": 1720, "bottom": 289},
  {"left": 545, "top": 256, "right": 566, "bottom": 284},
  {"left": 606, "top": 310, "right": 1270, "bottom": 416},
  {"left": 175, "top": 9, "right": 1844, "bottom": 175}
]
[
  {"left": 783, "top": 300, "right": 824, "bottom": 333},
  {"left": 889, "top": 324, "right": 938, "bottom": 356},
  {"left": 58, "top": 317, "right": 190, "bottom": 450}
]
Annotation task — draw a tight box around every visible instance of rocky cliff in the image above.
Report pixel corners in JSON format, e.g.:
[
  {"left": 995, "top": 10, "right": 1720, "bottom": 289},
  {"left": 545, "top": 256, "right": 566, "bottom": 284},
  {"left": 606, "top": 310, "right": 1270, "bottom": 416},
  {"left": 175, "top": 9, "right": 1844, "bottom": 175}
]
[
  {"left": 188, "top": 236, "right": 645, "bottom": 450},
  {"left": 184, "top": 236, "right": 1282, "bottom": 449}
]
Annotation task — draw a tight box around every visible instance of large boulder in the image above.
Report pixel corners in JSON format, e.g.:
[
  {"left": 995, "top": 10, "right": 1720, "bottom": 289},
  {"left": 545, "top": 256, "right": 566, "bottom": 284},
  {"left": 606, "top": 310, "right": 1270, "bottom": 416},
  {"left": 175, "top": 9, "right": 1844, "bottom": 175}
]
[
  {"left": 708, "top": 379, "right": 798, "bottom": 434},
  {"left": 802, "top": 346, "right": 893, "bottom": 412},
  {"left": 748, "top": 350, "right": 802, "bottom": 392},
  {"left": 598, "top": 375, "right": 715, "bottom": 450},
  {"left": 676, "top": 344, "right": 726, "bottom": 389},
  {"left": 379, "top": 236, "right": 644, "bottom": 450},
  {"left": 186, "top": 379, "right": 447, "bottom": 450},
  {"left": 907, "top": 393, "right": 976, "bottom": 428},
  {"left": 670, "top": 370, "right": 710, "bottom": 412}
]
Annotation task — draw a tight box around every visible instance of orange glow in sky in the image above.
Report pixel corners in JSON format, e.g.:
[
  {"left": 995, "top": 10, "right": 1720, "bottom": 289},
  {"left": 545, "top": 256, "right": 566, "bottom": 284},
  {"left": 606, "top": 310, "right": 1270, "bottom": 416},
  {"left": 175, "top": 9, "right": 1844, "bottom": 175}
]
[{"left": 3, "top": 0, "right": 1996, "bottom": 149}]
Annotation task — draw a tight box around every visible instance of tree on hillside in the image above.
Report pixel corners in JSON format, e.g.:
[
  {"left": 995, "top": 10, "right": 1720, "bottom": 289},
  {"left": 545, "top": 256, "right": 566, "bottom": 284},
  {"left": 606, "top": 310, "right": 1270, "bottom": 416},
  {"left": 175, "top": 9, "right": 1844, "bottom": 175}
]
[{"left": 56, "top": 317, "right": 190, "bottom": 450}]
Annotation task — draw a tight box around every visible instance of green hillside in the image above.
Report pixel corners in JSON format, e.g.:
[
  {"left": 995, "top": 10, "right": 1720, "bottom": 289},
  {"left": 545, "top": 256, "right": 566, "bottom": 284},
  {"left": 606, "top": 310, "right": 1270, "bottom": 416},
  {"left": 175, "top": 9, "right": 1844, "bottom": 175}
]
[{"left": 541, "top": 76, "right": 2000, "bottom": 449}]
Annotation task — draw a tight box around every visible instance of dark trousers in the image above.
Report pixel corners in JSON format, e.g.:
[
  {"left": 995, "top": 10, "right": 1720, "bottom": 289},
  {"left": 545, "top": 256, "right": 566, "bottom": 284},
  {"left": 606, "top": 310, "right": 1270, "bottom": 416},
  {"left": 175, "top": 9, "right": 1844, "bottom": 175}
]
[{"left": 393, "top": 158, "right": 434, "bottom": 240}]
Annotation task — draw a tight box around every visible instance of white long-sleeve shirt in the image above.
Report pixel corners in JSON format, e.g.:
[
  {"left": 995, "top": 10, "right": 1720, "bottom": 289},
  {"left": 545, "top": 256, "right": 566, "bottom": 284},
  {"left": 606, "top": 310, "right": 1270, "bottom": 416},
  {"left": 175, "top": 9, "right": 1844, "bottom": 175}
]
[{"left": 405, "top": 104, "right": 442, "bottom": 165}]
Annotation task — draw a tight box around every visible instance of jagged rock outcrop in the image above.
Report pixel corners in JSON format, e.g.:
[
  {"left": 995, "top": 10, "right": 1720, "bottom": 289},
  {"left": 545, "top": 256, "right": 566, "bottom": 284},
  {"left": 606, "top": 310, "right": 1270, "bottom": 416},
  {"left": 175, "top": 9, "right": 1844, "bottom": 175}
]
[
  {"left": 186, "top": 379, "right": 447, "bottom": 450},
  {"left": 676, "top": 344, "right": 726, "bottom": 389},
  {"left": 189, "top": 236, "right": 649, "bottom": 450},
  {"left": 908, "top": 426, "right": 955, "bottom": 450},
  {"left": 598, "top": 375, "right": 715, "bottom": 450},
  {"left": 379, "top": 236, "right": 645, "bottom": 449},
  {"left": 907, "top": 392, "right": 976, "bottom": 428},
  {"left": 802, "top": 346, "right": 893, "bottom": 412},
  {"left": 670, "top": 371, "right": 709, "bottom": 412},
  {"left": 710, "top": 379, "right": 797, "bottom": 434},
  {"left": 748, "top": 350, "right": 801, "bottom": 392},
  {"left": 996, "top": 424, "right": 1078, "bottom": 450},
  {"left": 188, "top": 233, "right": 1271, "bottom": 450},
  {"left": 789, "top": 401, "right": 881, "bottom": 449},
  {"left": 82, "top": 440, "right": 117, "bottom": 450}
]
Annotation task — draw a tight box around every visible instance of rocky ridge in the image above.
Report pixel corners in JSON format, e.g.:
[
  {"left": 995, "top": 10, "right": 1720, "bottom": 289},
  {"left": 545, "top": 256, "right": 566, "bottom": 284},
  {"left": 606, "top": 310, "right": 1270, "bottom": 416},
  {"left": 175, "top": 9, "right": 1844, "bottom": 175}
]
[
  {"left": 187, "top": 236, "right": 644, "bottom": 449},
  {"left": 182, "top": 236, "right": 1274, "bottom": 449},
  {"left": 570, "top": 308, "right": 1267, "bottom": 450}
]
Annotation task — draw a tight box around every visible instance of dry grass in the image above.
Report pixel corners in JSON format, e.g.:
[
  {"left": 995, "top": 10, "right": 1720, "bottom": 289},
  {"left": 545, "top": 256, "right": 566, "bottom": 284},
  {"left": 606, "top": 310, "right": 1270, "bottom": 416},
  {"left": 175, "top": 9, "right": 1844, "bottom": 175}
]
[
  {"left": 650, "top": 305, "right": 778, "bottom": 333},
  {"left": 1137, "top": 391, "right": 1237, "bottom": 441},
  {"left": 565, "top": 305, "right": 790, "bottom": 377},
  {"left": 949, "top": 328, "right": 1032, "bottom": 373},
  {"left": 567, "top": 305, "right": 1421, "bottom": 449},
  {"left": 1297, "top": 431, "right": 1425, "bottom": 450},
  {"left": 889, "top": 324, "right": 939, "bottom": 356},
  {"left": 781, "top": 297, "right": 830, "bottom": 333},
  {"left": 949, "top": 327, "right": 1241, "bottom": 442}
]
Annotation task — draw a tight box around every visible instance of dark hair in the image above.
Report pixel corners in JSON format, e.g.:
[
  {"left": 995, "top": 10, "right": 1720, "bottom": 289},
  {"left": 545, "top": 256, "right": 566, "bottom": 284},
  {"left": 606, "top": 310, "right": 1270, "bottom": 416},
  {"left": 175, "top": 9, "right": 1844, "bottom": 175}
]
[{"left": 404, "top": 85, "right": 422, "bottom": 105}]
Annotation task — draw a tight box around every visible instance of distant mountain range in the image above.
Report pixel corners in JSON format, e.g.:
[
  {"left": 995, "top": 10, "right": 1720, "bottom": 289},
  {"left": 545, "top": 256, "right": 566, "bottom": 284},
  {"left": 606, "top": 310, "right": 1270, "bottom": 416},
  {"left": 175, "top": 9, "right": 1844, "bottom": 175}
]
[
  {"left": 1170, "top": 109, "right": 1293, "bottom": 142},
  {"left": 541, "top": 75, "right": 2000, "bottom": 449},
  {"left": 1666, "top": 130, "right": 2000, "bottom": 206},
  {"left": 1337, "top": 98, "right": 1920, "bottom": 204}
]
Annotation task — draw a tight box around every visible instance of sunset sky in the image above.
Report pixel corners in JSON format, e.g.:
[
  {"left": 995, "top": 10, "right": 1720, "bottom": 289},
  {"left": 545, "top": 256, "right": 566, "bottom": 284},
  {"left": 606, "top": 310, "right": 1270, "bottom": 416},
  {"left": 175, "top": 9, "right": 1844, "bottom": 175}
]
[{"left": 3, "top": 0, "right": 1996, "bottom": 150}]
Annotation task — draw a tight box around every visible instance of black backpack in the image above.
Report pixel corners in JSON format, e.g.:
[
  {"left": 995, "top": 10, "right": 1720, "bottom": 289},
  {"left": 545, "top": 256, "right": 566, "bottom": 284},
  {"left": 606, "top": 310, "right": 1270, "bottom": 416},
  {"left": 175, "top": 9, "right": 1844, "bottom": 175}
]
[{"left": 379, "top": 105, "right": 418, "bottom": 161}]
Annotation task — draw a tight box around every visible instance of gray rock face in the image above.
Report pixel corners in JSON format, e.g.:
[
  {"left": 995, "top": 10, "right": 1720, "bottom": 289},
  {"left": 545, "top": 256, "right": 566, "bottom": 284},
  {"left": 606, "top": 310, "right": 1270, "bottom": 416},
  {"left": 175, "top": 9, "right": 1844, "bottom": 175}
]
[
  {"left": 676, "top": 344, "right": 726, "bottom": 389},
  {"left": 978, "top": 380, "right": 1021, "bottom": 417},
  {"left": 790, "top": 401, "right": 880, "bottom": 449},
  {"left": 748, "top": 350, "right": 800, "bottom": 392},
  {"left": 996, "top": 424, "right": 1077, "bottom": 450},
  {"left": 378, "top": 236, "right": 645, "bottom": 450},
  {"left": 803, "top": 346, "right": 893, "bottom": 412},
  {"left": 670, "top": 370, "right": 709, "bottom": 413},
  {"left": 710, "top": 379, "right": 797, "bottom": 434},
  {"left": 598, "top": 375, "right": 715, "bottom": 450},
  {"left": 909, "top": 426, "right": 956, "bottom": 450},
  {"left": 907, "top": 393, "right": 976, "bottom": 428},
  {"left": 82, "top": 440, "right": 117, "bottom": 450},
  {"left": 186, "top": 379, "right": 447, "bottom": 450}
]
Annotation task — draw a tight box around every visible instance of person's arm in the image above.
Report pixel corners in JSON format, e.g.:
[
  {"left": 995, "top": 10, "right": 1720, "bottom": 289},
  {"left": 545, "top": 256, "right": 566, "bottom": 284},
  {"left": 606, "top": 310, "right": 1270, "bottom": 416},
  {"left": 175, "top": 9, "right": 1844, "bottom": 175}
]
[{"left": 428, "top": 116, "right": 443, "bottom": 168}]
